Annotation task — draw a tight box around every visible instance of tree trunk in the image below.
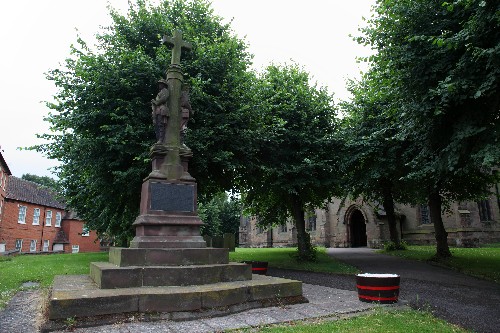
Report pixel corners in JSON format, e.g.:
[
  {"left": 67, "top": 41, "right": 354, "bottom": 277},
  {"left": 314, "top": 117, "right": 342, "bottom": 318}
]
[
  {"left": 290, "top": 194, "right": 314, "bottom": 261},
  {"left": 428, "top": 190, "right": 452, "bottom": 258},
  {"left": 382, "top": 183, "right": 399, "bottom": 245}
]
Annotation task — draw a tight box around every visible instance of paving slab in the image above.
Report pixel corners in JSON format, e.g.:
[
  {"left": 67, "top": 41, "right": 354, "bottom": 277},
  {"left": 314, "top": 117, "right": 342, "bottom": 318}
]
[{"left": 0, "top": 282, "right": 385, "bottom": 332}]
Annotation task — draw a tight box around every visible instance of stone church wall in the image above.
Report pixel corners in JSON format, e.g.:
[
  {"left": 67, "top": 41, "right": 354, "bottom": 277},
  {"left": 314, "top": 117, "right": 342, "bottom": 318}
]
[{"left": 240, "top": 191, "right": 500, "bottom": 248}]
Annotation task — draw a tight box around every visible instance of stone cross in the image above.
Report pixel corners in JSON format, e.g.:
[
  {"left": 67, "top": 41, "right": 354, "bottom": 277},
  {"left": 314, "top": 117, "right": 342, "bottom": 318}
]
[{"left": 162, "top": 30, "right": 192, "bottom": 65}]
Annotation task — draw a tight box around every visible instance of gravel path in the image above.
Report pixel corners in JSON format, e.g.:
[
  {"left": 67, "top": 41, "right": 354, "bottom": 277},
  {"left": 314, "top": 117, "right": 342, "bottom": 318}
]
[{"left": 267, "top": 248, "right": 500, "bottom": 333}]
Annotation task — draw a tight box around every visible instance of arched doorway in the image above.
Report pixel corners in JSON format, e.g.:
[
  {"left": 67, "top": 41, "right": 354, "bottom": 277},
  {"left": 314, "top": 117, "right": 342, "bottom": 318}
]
[{"left": 350, "top": 209, "right": 367, "bottom": 247}]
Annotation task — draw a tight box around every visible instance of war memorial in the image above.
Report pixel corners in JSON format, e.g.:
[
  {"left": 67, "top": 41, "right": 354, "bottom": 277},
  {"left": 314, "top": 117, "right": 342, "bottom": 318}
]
[{"left": 46, "top": 30, "right": 305, "bottom": 327}]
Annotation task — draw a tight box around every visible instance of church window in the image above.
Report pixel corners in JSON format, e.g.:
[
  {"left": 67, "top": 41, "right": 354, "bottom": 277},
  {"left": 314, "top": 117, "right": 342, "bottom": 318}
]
[
  {"left": 279, "top": 224, "right": 287, "bottom": 233},
  {"left": 307, "top": 214, "right": 317, "bottom": 231},
  {"left": 477, "top": 200, "right": 492, "bottom": 222},
  {"left": 419, "top": 205, "right": 431, "bottom": 225}
]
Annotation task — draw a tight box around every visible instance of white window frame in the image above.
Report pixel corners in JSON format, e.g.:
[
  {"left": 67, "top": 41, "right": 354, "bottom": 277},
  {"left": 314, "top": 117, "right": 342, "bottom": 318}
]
[
  {"left": 43, "top": 240, "right": 50, "bottom": 252},
  {"left": 72, "top": 245, "right": 80, "bottom": 253},
  {"left": 15, "top": 239, "right": 23, "bottom": 252},
  {"left": 18, "top": 206, "right": 27, "bottom": 224},
  {"left": 30, "top": 240, "right": 37, "bottom": 252},
  {"left": 45, "top": 210, "right": 52, "bottom": 226},
  {"left": 0, "top": 199, "right": 3, "bottom": 215},
  {"left": 81, "top": 224, "right": 90, "bottom": 237},
  {"left": 55, "top": 211, "right": 62, "bottom": 227},
  {"left": 33, "top": 208, "right": 41, "bottom": 225}
]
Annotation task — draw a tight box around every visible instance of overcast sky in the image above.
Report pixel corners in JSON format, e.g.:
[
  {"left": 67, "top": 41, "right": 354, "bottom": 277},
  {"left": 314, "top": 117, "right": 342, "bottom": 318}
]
[{"left": 0, "top": 0, "right": 374, "bottom": 178}]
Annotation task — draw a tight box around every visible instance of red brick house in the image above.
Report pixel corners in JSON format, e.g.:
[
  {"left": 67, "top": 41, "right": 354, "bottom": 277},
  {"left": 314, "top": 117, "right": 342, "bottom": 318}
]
[
  {"left": 0, "top": 150, "right": 12, "bottom": 253},
  {"left": 0, "top": 151, "right": 101, "bottom": 254}
]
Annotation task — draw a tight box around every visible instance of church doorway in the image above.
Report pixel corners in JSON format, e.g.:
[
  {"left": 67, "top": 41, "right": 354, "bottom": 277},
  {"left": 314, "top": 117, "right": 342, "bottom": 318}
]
[{"left": 349, "top": 209, "right": 367, "bottom": 247}]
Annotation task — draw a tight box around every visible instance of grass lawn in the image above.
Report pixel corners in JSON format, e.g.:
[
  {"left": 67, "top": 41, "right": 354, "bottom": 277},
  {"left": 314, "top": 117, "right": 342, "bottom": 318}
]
[
  {"left": 379, "top": 244, "right": 500, "bottom": 283},
  {"left": 229, "top": 247, "right": 359, "bottom": 274},
  {"left": 0, "top": 249, "right": 473, "bottom": 332},
  {"left": 236, "top": 308, "right": 469, "bottom": 333},
  {"left": 0, "top": 252, "right": 108, "bottom": 308}
]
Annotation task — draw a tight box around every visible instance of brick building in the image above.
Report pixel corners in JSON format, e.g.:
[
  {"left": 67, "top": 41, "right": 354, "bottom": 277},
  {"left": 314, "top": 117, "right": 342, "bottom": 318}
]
[{"left": 0, "top": 151, "right": 100, "bottom": 254}]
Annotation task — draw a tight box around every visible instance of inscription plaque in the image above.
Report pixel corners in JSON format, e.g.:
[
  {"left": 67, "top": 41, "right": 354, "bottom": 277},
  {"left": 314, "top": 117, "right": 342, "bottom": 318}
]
[{"left": 150, "top": 182, "right": 195, "bottom": 212}]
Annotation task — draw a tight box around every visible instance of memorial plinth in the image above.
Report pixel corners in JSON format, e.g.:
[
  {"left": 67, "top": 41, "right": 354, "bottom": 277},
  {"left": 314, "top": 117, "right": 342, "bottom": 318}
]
[
  {"left": 46, "top": 30, "right": 305, "bottom": 330},
  {"left": 130, "top": 180, "right": 206, "bottom": 248}
]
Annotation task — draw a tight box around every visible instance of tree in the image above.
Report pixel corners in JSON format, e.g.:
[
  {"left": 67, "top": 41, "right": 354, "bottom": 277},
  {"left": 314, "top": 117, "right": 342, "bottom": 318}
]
[
  {"left": 33, "top": 0, "right": 254, "bottom": 244},
  {"left": 358, "top": 0, "right": 500, "bottom": 257},
  {"left": 339, "top": 68, "right": 410, "bottom": 247},
  {"left": 21, "top": 173, "right": 59, "bottom": 192},
  {"left": 240, "top": 64, "right": 339, "bottom": 261},
  {"left": 199, "top": 192, "right": 242, "bottom": 240}
]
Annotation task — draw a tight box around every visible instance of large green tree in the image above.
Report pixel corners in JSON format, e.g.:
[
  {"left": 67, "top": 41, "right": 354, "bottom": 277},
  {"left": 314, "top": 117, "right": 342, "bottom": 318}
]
[
  {"left": 35, "top": 0, "right": 254, "bottom": 244},
  {"left": 240, "top": 64, "right": 339, "bottom": 261},
  {"left": 358, "top": 0, "right": 500, "bottom": 257},
  {"left": 340, "top": 68, "right": 410, "bottom": 247}
]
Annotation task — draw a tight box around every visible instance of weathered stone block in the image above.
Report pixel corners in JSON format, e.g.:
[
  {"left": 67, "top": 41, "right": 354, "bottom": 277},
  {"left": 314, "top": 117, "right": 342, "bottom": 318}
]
[
  {"left": 90, "top": 262, "right": 143, "bottom": 289},
  {"left": 201, "top": 285, "right": 249, "bottom": 308},
  {"left": 250, "top": 279, "right": 303, "bottom": 301},
  {"left": 139, "top": 290, "right": 201, "bottom": 312},
  {"left": 221, "top": 263, "right": 252, "bottom": 281},
  {"left": 108, "top": 247, "right": 229, "bottom": 267}
]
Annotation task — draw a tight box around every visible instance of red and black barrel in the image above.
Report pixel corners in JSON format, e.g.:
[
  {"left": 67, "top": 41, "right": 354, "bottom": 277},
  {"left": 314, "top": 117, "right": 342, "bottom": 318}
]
[
  {"left": 243, "top": 261, "right": 268, "bottom": 275},
  {"left": 356, "top": 273, "right": 400, "bottom": 304}
]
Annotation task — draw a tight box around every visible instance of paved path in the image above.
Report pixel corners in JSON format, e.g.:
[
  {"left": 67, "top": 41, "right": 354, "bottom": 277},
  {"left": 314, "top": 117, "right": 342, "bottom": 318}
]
[
  {"left": 271, "top": 248, "right": 500, "bottom": 333},
  {"left": 0, "top": 283, "right": 386, "bottom": 333}
]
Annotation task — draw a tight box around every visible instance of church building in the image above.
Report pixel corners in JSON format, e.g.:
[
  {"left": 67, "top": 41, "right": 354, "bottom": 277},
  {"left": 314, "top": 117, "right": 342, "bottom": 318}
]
[{"left": 239, "top": 188, "right": 500, "bottom": 248}]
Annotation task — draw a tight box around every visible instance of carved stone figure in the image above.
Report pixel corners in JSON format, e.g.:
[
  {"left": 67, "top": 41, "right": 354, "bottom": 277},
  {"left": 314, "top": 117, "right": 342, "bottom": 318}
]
[
  {"left": 151, "top": 79, "right": 170, "bottom": 143},
  {"left": 180, "top": 85, "right": 194, "bottom": 147}
]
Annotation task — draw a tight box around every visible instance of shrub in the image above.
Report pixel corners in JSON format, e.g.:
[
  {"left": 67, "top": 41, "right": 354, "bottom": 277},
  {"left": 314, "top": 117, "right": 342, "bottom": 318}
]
[{"left": 384, "top": 240, "right": 408, "bottom": 251}]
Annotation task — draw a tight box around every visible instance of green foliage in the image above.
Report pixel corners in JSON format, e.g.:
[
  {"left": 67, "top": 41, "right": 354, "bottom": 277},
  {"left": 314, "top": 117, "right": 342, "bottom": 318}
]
[
  {"left": 291, "top": 243, "right": 318, "bottom": 262},
  {"left": 353, "top": 0, "right": 500, "bottom": 257},
  {"left": 21, "top": 174, "right": 59, "bottom": 192},
  {"left": 0, "top": 252, "right": 108, "bottom": 309},
  {"left": 359, "top": 0, "right": 500, "bottom": 203},
  {"left": 239, "top": 63, "right": 339, "bottom": 261},
  {"left": 198, "top": 192, "right": 242, "bottom": 238},
  {"left": 383, "top": 240, "right": 408, "bottom": 251},
  {"left": 229, "top": 247, "right": 358, "bottom": 274},
  {"left": 33, "top": 0, "right": 254, "bottom": 242}
]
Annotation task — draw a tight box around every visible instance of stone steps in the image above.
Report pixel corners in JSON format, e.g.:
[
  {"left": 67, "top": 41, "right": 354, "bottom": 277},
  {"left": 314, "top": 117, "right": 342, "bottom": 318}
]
[
  {"left": 90, "top": 261, "right": 251, "bottom": 288},
  {"left": 48, "top": 274, "right": 305, "bottom": 320}
]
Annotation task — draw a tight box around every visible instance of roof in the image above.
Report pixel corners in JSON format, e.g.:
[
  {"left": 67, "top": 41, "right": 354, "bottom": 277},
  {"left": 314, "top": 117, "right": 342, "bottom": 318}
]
[
  {"left": 0, "top": 150, "right": 12, "bottom": 175},
  {"left": 5, "top": 176, "right": 66, "bottom": 209},
  {"left": 64, "top": 210, "right": 83, "bottom": 220}
]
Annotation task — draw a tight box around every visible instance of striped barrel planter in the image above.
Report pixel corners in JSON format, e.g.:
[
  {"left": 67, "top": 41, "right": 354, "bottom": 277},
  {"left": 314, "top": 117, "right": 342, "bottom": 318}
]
[
  {"left": 356, "top": 273, "right": 400, "bottom": 304},
  {"left": 243, "top": 261, "right": 268, "bottom": 275}
]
